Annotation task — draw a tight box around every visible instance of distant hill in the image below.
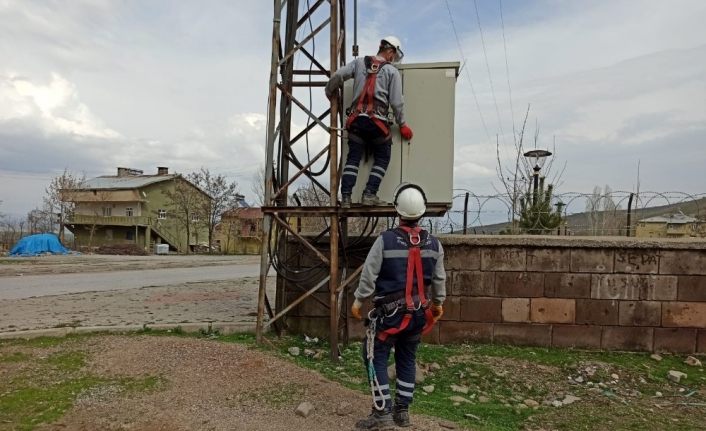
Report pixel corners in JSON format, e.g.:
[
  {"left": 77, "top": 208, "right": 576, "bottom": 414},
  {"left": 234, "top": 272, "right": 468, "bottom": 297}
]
[{"left": 461, "top": 197, "right": 706, "bottom": 235}]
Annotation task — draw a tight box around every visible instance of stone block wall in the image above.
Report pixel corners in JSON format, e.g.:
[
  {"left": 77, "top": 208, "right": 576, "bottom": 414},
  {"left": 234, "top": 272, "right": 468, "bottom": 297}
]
[{"left": 280, "top": 236, "right": 706, "bottom": 353}]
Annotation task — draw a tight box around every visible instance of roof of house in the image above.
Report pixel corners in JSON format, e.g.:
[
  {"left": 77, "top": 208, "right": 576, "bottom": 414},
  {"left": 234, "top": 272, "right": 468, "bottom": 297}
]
[
  {"left": 222, "top": 207, "right": 263, "bottom": 219},
  {"left": 639, "top": 213, "right": 698, "bottom": 224},
  {"left": 80, "top": 175, "right": 177, "bottom": 190}
]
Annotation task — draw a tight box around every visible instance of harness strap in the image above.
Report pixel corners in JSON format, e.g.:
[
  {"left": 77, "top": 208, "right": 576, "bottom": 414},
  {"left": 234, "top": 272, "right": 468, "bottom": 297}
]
[
  {"left": 346, "top": 56, "right": 390, "bottom": 136},
  {"left": 377, "top": 226, "right": 437, "bottom": 341}
]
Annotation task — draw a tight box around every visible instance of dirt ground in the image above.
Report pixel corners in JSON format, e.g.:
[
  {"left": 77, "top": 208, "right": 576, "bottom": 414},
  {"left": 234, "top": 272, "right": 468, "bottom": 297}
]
[
  {"left": 21, "top": 335, "right": 462, "bottom": 431},
  {"left": 0, "top": 254, "right": 258, "bottom": 277}
]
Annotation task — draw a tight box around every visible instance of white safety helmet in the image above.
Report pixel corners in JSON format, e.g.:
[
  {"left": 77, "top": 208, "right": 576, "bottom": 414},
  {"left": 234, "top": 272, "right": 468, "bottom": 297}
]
[
  {"left": 380, "top": 36, "right": 404, "bottom": 63},
  {"left": 394, "top": 183, "right": 427, "bottom": 220}
]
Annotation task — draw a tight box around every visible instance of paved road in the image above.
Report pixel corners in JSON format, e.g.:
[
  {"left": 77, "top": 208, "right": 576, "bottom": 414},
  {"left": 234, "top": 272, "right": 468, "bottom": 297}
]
[{"left": 0, "top": 264, "right": 261, "bottom": 300}]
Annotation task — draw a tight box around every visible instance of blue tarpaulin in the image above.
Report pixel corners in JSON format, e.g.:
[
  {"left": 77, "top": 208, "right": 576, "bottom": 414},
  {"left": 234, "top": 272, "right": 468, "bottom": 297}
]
[{"left": 9, "top": 234, "right": 69, "bottom": 256}]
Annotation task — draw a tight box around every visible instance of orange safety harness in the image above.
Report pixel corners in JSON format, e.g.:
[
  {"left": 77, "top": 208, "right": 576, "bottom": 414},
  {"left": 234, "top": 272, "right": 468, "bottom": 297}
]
[
  {"left": 376, "top": 225, "right": 436, "bottom": 342},
  {"left": 345, "top": 56, "right": 391, "bottom": 136}
]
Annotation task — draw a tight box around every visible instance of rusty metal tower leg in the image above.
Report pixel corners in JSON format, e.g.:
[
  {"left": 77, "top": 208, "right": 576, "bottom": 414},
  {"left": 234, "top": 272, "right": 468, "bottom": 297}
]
[
  {"left": 328, "top": 0, "right": 340, "bottom": 360},
  {"left": 256, "top": 0, "right": 283, "bottom": 344}
]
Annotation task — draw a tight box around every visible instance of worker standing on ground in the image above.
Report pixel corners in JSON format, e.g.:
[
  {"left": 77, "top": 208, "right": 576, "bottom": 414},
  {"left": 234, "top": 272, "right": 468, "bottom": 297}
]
[
  {"left": 351, "top": 183, "right": 445, "bottom": 430},
  {"left": 325, "top": 36, "right": 414, "bottom": 208}
]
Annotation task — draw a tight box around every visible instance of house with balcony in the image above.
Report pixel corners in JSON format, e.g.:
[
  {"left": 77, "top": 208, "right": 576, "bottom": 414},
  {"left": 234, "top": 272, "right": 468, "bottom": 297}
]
[
  {"left": 215, "top": 195, "right": 262, "bottom": 255},
  {"left": 63, "top": 167, "right": 211, "bottom": 253},
  {"left": 636, "top": 212, "right": 706, "bottom": 238}
]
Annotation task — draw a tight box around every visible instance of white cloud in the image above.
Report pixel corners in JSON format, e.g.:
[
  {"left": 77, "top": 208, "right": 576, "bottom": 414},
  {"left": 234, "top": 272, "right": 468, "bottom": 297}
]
[{"left": 0, "top": 73, "right": 120, "bottom": 139}]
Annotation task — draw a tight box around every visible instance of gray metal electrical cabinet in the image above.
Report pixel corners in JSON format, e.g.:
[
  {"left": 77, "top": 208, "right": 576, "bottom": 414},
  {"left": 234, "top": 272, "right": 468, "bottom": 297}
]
[{"left": 340, "top": 61, "right": 459, "bottom": 206}]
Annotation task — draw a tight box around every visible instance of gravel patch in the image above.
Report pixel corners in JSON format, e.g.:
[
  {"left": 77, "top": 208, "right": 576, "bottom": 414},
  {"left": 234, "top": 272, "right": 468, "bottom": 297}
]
[
  {"left": 34, "top": 336, "right": 464, "bottom": 430},
  {"left": 0, "top": 277, "right": 274, "bottom": 332}
]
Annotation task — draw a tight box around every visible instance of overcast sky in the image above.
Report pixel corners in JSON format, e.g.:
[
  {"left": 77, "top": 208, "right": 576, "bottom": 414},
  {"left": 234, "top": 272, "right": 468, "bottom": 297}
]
[{"left": 1, "top": 0, "right": 705, "bottom": 218}]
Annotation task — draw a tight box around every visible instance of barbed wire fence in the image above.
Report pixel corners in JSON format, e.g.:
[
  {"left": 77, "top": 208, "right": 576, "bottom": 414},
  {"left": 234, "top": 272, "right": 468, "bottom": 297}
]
[{"left": 430, "top": 190, "right": 706, "bottom": 236}]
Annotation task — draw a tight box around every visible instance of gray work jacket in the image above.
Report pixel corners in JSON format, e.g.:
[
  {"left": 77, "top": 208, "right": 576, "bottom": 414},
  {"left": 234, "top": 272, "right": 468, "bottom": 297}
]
[
  {"left": 325, "top": 56, "right": 406, "bottom": 126},
  {"left": 354, "top": 235, "right": 447, "bottom": 305}
]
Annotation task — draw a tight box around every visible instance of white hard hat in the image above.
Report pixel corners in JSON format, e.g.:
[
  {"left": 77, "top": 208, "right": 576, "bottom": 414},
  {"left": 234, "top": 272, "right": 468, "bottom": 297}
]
[
  {"left": 394, "top": 183, "right": 427, "bottom": 220},
  {"left": 380, "top": 36, "right": 404, "bottom": 63}
]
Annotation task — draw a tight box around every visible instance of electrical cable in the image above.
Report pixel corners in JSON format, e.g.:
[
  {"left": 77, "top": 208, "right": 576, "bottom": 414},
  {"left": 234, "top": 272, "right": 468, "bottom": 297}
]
[
  {"left": 473, "top": 0, "right": 506, "bottom": 146},
  {"left": 443, "top": 0, "right": 493, "bottom": 144},
  {"left": 499, "top": 0, "right": 517, "bottom": 142}
]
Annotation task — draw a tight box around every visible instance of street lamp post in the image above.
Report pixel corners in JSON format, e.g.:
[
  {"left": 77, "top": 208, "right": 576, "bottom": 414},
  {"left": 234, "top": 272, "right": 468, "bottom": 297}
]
[{"left": 523, "top": 149, "right": 552, "bottom": 205}]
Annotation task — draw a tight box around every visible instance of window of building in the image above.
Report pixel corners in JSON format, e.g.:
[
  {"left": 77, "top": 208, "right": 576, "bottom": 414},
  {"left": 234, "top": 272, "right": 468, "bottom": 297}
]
[
  {"left": 105, "top": 229, "right": 113, "bottom": 240},
  {"left": 102, "top": 207, "right": 112, "bottom": 217},
  {"left": 126, "top": 230, "right": 135, "bottom": 240},
  {"left": 191, "top": 213, "right": 200, "bottom": 223},
  {"left": 158, "top": 209, "right": 167, "bottom": 219},
  {"left": 126, "top": 207, "right": 134, "bottom": 217}
]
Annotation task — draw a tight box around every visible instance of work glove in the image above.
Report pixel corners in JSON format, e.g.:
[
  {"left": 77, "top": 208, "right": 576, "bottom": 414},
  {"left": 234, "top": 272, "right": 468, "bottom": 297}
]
[
  {"left": 430, "top": 303, "right": 444, "bottom": 322},
  {"left": 400, "top": 124, "right": 413, "bottom": 140},
  {"left": 351, "top": 298, "right": 363, "bottom": 320}
]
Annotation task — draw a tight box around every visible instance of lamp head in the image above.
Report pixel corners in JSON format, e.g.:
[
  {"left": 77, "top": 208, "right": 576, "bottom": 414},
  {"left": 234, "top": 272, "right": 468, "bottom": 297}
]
[{"left": 523, "top": 149, "right": 552, "bottom": 172}]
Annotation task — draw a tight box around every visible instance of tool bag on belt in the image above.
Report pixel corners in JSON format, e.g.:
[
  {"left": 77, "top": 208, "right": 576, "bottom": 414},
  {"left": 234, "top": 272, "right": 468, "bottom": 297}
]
[
  {"left": 345, "top": 56, "right": 391, "bottom": 136},
  {"left": 375, "top": 225, "right": 436, "bottom": 342}
]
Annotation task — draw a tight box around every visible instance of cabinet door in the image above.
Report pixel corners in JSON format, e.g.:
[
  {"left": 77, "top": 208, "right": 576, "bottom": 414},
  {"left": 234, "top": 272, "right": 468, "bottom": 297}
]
[
  {"left": 340, "top": 66, "right": 456, "bottom": 204},
  {"left": 400, "top": 67, "right": 456, "bottom": 203}
]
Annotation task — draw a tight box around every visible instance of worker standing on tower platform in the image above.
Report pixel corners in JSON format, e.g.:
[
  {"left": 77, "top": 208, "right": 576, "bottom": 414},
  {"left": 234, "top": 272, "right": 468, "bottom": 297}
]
[
  {"left": 351, "top": 183, "right": 445, "bottom": 430},
  {"left": 325, "top": 36, "right": 414, "bottom": 208}
]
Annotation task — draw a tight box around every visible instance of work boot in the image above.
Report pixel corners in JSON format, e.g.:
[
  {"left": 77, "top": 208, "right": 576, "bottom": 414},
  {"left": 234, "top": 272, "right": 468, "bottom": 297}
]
[
  {"left": 361, "top": 192, "right": 387, "bottom": 206},
  {"left": 341, "top": 194, "right": 352, "bottom": 209},
  {"left": 354, "top": 409, "right": 395, "bottom": 430},
  {"left": 393, "top": 404, "right": 411, "bottom": 427}
]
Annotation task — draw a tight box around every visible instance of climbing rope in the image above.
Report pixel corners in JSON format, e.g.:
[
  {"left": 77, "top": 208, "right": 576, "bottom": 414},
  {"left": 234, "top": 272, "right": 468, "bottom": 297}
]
[{"left": 366, "top": 310, "right": 386, "bottom": 411}]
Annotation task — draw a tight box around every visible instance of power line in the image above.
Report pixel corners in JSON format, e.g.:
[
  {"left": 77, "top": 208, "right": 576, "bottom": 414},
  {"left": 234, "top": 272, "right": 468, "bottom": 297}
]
[
  {"left": 499, "top": 0, "right": 516, "bottom": 143},
  {"left": 472, "top": 0, "right": 506, "bottom": 145},
  {"left": 443, "top": 0, "right": 492, "bottom": 144}
]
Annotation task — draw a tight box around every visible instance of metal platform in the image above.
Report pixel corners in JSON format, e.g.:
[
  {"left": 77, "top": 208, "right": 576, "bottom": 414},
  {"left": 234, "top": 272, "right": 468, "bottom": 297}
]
[{"left": 261, "top": 203, "right": 450, "bottom": 217}]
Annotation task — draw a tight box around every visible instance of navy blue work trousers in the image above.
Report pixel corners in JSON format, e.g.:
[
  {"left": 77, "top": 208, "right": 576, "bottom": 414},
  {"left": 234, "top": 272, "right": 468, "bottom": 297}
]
[
  {"left": 362, "top": 309, "right": 426, "bottom": 410},
  {"left": 341, "top": 116, "right": 392, "bottom": 196}
]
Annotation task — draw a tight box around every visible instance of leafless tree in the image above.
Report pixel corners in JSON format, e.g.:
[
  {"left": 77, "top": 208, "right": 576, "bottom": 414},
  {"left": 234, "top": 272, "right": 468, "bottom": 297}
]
[
  {"left": 163, "top": 175, "right": 208, "bottom": 254},
  {"left": 290, "top": 182, "right": 329, "bottom": 233},
  {"left": 585, "top": 185, "right": 622, "bottom": 236},
  {"left": 45, "top": 169, "right": 85, "bottom": 243},
  {"left": 86, "top": 190, "right": 112, "bottom": 248},
  {"left": 27, "top": 206, "right": 53, "bottom": 234},
  {"left": 1, "top": 216, "right": 25, "bottom": 249},
  {"left": 495, "top": 105, "right": 565, "bottom": 233},
  {"left": 189, "top": 168, "right": 239, "bottom": 252},
  {"left": 251, "top": 166, "right": 266, "bottom": 207}
]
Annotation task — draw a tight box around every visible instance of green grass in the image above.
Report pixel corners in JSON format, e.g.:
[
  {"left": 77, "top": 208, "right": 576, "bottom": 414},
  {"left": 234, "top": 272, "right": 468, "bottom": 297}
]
[
  {"left": 2, "top": 331, "right": 704, "bottom": 431},
  {"left": 0, "top": 334, "right": 90, "bottom": 349},
  {"left": 0, "top": 377, "right": 104, "bottom": 431},
  {"left": 0, "top": 338, "right": 164, "bottom": 431},
  {"left": 0, "top": 351, "right": 31, "bottom": 363},
  {"left": 223, "top": 335, "right": 706, "bottom": 431},
  {"left": 46, "top": 351, "right": 86, "bottom": 372}
]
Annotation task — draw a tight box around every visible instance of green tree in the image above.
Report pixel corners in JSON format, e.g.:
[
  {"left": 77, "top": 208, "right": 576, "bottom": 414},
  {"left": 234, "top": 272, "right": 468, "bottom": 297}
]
[{"left": 519, "top": 179, "right": 563, "bottom": 234}]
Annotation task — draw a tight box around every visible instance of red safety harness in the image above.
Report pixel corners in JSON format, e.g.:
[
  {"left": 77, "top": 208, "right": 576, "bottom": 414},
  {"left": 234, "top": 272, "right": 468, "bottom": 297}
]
[
  {"left": 345, "top": 56, "right": 391, "bottom": 136},
  {"left": 377, "top": 226, "right": 436, "bottom": 342}
]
